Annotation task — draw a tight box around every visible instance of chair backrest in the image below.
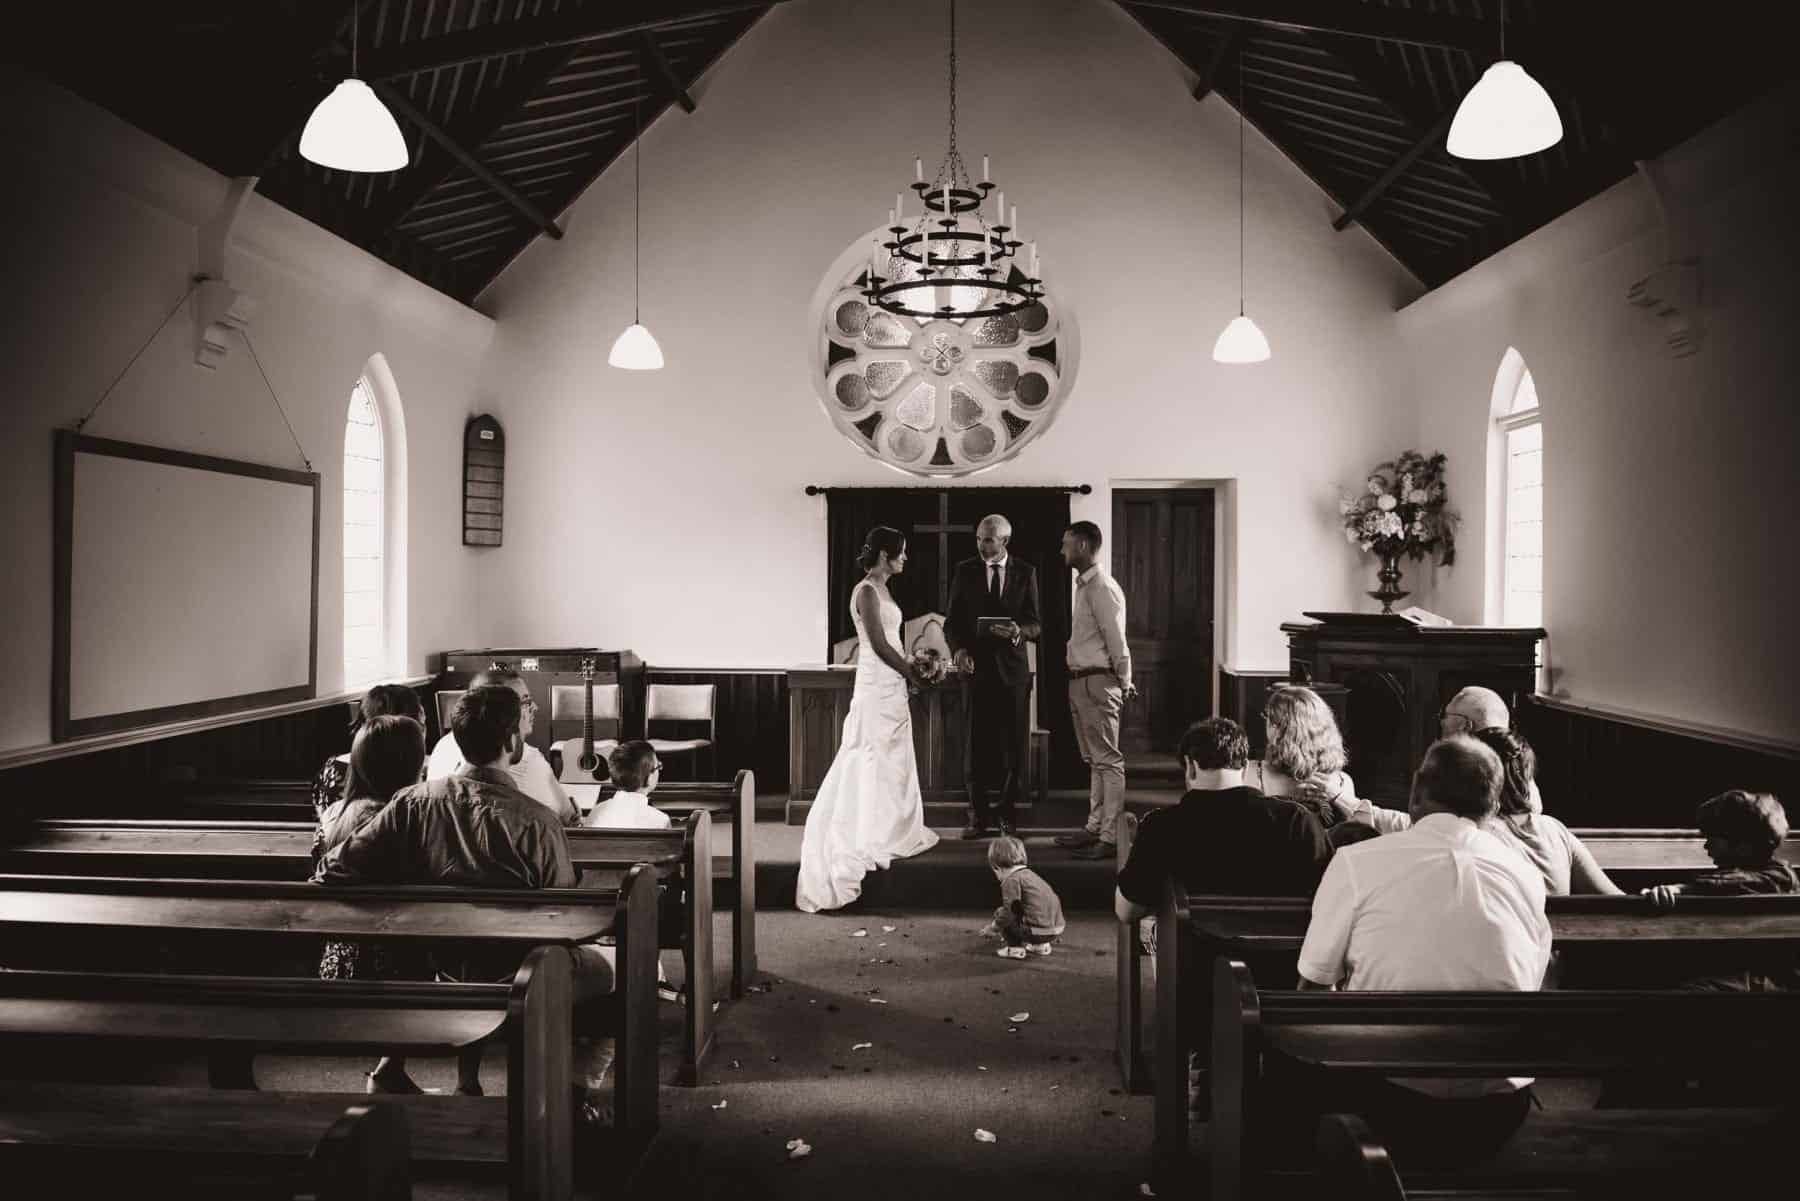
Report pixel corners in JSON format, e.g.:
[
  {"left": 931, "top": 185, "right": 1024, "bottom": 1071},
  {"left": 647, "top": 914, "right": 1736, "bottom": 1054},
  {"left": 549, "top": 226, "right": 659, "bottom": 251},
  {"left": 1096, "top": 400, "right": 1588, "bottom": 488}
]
[
  {"left": 549, "top": 683, "right": 621, "bottom": 741},
  {"left": 646, "top": 683, "right": 715, "bottom": 735},
  {"left": 434, "top": 690, "right": 466, "bottom": 737}
]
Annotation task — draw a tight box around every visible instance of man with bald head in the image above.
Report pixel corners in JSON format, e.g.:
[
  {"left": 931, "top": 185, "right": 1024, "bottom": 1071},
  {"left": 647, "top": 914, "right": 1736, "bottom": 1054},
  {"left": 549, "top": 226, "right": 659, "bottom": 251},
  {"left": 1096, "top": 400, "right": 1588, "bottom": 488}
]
[
  {"left": 1438, "top": 685, "right": 1515, "bottom": 738},
  {"left": 946, "top": 514, "right": 1042, "bottom": 838}
]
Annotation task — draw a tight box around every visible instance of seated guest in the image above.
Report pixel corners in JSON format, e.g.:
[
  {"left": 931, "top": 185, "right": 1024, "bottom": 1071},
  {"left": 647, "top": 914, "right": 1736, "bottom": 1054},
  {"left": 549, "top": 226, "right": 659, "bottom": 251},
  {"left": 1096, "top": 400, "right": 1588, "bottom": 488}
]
[
  {"left": 1330, "top": 729, "right": 1619, "bottom": 896},
  {"left": 582, "top": 741, "right": 672, "bottom": 830},
  {"left": 1248, "top": 685, "right": 1371, "bottom": 847},
  {"left": 1291, "top": 736, "right": 1552, "bottom": 1168},
  {"left": 311, "top": 684, "right": 424, "bottom": 830},
  {"left": 1115, "top": 716, "right": 1333, "bottom": 919},
  {"left": 427, "top": 669, "right": 579, "bottom": 825},
  {"left": 1438, "top": 686, "right": 1545, "bottom": 809},
  {"left": 316, "top": 686, "right": 613, "bottom": 1095},
  {"left": 1643, "top": 790, "right": 1796, "bottom": 908},
  {"left": 316, "top": 715, "right": 428, "bottom": 982}
]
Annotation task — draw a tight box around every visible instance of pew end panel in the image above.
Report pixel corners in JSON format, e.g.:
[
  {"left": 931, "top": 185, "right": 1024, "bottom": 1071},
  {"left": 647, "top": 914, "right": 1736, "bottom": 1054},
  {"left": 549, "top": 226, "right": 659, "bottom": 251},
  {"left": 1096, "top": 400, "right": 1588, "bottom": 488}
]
[
  {"left": 680, "top": 808, "right": 715, "bottom": 1085},
  {"left": 1315, "top": 1113, "right": 1403, "bottom": 1201},
  {"left": 506, "top": 946, "right": 574, "bottom": 1201},
  {"left": 1114, "top": 811, "right": 1150, "bottom": 1093},
  {"left": 303, "top": 1102, "right": 413, "bottom": 1201},
  {"left": 611, "top": 862, "right": 662, "bottom": 1147}
]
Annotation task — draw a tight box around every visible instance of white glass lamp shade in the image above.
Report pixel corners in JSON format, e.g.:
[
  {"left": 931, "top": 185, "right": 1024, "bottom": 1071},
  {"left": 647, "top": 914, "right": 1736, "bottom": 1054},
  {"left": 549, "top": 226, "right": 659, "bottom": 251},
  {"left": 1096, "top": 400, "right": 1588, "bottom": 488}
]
[
  {"left": 299, "top": 79, "right": 409, "bottom": 172},
  {"left": 608, "top": 322, "right": 665, "bottom": 370},
  {"left": 1212, "top": 314, "right": 1271, "bottom": 364},
  {"left": 1446, "top": 61, "right": 1563, "bottom": 161}
]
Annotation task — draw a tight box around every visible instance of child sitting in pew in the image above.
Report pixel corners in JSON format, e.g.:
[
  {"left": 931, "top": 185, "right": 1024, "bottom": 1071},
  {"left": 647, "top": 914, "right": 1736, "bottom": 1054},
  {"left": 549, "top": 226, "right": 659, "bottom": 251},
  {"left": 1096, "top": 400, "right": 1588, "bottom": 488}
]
[
  {"left": 1643, "top": 789, "right": 1797, "bottom": 908},
  {"left": 582, "top": 742, "right": 672, "bottom": 829}
]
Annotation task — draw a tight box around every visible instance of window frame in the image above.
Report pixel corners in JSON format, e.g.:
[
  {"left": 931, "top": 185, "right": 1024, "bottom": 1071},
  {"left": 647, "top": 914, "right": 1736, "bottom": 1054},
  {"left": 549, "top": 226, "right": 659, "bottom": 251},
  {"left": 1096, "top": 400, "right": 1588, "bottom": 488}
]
[
  {"left": 1495, "top": 387, "right": 1543, "bottom": 630},
  {"left": 342, "top": 375, "right": 387, "bottom": 689}
]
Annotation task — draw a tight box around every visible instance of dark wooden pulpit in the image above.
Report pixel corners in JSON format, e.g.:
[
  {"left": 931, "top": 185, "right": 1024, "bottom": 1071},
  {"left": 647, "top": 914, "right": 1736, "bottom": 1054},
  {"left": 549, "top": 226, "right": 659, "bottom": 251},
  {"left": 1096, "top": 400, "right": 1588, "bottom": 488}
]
[{"left": 1283, "top": 614, "right": 1545, "bottom": 806}]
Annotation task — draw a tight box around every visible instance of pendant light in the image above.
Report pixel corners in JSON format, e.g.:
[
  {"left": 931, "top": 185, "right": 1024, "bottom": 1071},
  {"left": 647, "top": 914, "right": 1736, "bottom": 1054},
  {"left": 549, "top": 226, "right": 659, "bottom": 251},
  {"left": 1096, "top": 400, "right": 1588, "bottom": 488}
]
[
  {"left": 1213, "top": 58, "right": 1270, "bottom": 365},
  {"left": 299, "top": 6, "right": 409, "bottom": 173},
  {"left": 1447, "top": 0, "right": 1562, "bottom": 161},
  {"left": 609, "top": 98, "right": 664, "bottom": 371}
]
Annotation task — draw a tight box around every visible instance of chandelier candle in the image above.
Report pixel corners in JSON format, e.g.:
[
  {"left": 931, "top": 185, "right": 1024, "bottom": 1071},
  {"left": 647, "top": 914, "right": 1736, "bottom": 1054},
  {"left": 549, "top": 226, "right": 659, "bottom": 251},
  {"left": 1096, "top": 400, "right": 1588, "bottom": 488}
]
[{"left": 862, "top": 0, "right": 1043, "bottom": 320}]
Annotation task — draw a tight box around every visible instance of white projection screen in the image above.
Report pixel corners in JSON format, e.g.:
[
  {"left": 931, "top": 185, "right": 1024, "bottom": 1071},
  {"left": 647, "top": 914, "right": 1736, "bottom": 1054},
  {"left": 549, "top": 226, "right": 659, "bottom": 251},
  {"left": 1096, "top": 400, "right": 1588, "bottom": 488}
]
[{"left": 53, "top": 432, "right": 319, "bottom": 740}]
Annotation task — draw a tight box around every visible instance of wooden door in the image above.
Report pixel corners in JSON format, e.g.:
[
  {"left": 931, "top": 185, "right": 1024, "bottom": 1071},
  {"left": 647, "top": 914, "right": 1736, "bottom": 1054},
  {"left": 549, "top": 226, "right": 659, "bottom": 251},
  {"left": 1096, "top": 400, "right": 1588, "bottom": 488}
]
[{"left": 1111, "top": 489, "right": 1215, "bottom": 754}]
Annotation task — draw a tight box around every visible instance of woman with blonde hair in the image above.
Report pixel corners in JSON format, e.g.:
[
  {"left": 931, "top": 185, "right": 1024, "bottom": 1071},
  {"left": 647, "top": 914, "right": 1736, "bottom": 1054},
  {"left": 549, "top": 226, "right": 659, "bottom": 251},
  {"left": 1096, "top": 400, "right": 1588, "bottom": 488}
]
[{"left": 1246, "top": 686, "right": 1377, "bottom": 846}]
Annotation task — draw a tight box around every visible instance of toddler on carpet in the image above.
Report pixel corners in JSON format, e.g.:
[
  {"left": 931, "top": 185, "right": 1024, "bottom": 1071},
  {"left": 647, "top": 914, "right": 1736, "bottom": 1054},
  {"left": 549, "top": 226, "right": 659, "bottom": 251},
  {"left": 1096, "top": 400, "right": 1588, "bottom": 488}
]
[{"left": 982, "top": 836, "right": 1066, "bottom": 958}]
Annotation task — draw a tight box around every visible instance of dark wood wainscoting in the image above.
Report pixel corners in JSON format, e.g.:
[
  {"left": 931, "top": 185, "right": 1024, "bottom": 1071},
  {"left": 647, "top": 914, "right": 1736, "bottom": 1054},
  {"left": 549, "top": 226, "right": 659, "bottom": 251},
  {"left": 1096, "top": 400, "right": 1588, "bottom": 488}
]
[
  {"left": 0, "top": 702, "right": 357, "bottom": 818},
  {"left": 648, "top": 668, "right": 789, "bottom": 791},
  {"left": 1519, "top": 697, "right": 1800, "bottom": 828}
]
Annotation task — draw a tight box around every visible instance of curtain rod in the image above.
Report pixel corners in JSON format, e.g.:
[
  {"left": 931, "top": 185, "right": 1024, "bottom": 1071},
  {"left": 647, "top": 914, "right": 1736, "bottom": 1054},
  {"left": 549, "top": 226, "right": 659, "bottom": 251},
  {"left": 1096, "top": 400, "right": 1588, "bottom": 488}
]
[{"left": 805, "top": 484, "right": 1091, "bottom": 495}]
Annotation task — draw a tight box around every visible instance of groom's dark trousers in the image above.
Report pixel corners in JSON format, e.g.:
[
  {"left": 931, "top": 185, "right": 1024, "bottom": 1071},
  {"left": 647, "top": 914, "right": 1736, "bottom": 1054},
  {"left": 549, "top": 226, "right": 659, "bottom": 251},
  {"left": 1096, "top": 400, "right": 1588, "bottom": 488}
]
[{"left": 946, "top": 554, "right": 1042, "bottom": 828}]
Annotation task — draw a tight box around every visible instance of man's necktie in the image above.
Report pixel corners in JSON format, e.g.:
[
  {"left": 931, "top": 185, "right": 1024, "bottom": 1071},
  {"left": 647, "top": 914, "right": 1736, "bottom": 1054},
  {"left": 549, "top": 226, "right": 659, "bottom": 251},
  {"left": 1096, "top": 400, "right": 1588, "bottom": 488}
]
[{"left": 988, "top": 562, "right": 1001, "bottom": 602}]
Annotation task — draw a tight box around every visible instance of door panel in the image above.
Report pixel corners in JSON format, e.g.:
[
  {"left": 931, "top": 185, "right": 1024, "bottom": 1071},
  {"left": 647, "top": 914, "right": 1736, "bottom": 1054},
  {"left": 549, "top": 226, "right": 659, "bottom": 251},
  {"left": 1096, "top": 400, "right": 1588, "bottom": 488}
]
[{"left": 1111, "top": 489, "right": 1215, "bottom": 754}]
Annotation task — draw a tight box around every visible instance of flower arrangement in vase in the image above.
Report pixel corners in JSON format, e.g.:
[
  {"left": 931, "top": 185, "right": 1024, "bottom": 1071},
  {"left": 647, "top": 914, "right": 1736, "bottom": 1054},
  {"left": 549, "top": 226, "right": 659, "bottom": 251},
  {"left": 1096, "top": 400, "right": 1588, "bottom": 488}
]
[{"left": 1339, "top": 450, "right": 1459, "bottom": 613}]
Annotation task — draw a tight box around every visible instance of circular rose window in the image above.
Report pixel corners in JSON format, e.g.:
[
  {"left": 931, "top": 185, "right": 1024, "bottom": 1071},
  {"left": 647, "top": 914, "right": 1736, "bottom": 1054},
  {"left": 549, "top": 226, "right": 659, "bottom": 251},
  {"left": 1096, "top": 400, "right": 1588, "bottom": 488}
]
[{"left": 810, "top": 230, "right": 1077, "bottom": 477}]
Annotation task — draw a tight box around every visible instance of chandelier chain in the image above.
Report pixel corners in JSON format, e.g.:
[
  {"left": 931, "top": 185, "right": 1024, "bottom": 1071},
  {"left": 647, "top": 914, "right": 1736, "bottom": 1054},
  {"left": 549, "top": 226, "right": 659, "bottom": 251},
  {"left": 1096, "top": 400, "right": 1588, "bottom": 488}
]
[
  {"left": 634, "top": 97, "right": 642, "bottom": 323},
  {"left": 1238, "top": 52, "right": 1246, "bottom": 315}
]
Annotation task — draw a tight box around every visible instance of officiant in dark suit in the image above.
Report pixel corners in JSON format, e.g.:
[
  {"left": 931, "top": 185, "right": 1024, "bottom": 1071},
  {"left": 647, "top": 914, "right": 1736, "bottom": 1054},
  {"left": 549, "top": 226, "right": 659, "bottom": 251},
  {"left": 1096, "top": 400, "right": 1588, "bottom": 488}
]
[{"left": 946, "top": 514, "right": 1042, "bottom": 839}]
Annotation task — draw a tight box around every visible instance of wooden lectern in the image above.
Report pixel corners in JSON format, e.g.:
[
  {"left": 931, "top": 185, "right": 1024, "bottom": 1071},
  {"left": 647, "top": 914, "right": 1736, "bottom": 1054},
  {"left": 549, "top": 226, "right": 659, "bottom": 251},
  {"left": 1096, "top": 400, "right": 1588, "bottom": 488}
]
[{"left": 1282, "top": 614, "right": 1545, "bottom": 806}]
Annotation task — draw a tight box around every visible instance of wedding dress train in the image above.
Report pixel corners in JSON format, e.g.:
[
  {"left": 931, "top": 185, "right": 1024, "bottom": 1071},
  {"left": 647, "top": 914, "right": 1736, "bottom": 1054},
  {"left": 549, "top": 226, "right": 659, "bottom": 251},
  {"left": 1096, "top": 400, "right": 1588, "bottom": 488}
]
[{"left": 795, "top": 581, "right": 939, "bottom": 912}]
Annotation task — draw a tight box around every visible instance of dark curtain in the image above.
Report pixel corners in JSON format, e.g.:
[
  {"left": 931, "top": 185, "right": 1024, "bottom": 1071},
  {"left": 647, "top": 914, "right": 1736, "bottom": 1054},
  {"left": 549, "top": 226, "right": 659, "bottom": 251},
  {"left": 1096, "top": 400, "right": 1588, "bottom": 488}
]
[{"left": 824, "top": 487, "right": 1081, "bottom": 785}]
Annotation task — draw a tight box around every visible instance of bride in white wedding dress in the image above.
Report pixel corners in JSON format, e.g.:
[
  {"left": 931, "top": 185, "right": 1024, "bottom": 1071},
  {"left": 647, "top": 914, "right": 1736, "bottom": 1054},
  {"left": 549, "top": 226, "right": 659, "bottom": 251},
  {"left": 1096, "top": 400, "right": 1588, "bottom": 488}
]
[{"left": 796, "top": 526, "right": 940, "bottom": 912}]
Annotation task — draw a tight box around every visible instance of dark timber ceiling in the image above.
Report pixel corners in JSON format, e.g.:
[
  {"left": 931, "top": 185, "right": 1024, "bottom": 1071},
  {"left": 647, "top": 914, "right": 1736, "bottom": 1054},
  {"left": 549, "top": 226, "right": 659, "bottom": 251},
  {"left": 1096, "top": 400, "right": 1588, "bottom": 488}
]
[{"left": 19, "top": 2, "right": 1793, "bottom": 305}]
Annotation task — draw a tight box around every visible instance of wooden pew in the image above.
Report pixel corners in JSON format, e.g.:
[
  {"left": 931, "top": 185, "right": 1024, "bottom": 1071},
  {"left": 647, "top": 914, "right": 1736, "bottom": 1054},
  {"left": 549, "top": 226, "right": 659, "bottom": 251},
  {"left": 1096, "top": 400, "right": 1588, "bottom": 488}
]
[
  {"left": 0, "top": 1101, "right": 411, "bottom": 1201},
  {"left": 2, "top": 813, "right": 726, "bottom": 1084},
  {"left": 148, "top": 766, "right": 760, "bottom": 998},
  {"left": 1210, "top": 959, "right": 1798, "bottom": 1201},
  {"left": 1111, "top": 825, "right": 1800, "bottom": 1092},
  {"left": 0, "top": 867, "right": 661, "bottom": 1201},
  {"left": 585, "top": 769, "right": 759, "bottom": 998},
  {"left": 1152, "top": 880, "right": 1800, "bottom": 1179}
]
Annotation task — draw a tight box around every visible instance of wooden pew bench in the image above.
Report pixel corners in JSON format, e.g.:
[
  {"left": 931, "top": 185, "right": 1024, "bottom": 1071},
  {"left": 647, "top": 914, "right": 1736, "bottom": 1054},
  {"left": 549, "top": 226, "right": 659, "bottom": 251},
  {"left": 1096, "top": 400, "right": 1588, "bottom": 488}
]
[
  {"left": 0, "top": 868, "right": 661, "bottom": 1201},
  {"left": 1111, "top": 814, "right": 1800, "bottom": 1092},
  {"left": 0, "top": 1101, "right": 410, "bottom": 1201},
  {"left": 137, "top": 766, "right": 760, "bottom": 999},
  {"left": 1210, "top": 960, "right": 1799, "bottom": 1201},
  {"left": 1149, "top": 882, "right": 1800, "bottom": 1180},
  {"left": 2, "top": 812, "right": 726, "bottom": 1085}
]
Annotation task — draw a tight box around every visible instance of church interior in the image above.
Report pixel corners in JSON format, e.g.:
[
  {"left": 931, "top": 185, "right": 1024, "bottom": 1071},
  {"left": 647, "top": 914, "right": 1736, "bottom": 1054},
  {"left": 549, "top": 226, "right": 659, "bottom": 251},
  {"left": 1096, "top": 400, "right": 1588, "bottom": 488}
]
[{"left": 2, "top": 1, "right": 1797, "bottom": 1198}]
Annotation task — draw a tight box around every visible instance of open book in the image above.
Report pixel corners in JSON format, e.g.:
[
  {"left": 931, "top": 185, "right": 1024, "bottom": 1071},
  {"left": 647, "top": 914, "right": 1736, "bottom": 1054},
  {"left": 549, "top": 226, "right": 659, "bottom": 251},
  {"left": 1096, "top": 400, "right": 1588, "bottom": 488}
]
[{"left": 1396, "top": 605, "right": 1453, "bottom": 627}]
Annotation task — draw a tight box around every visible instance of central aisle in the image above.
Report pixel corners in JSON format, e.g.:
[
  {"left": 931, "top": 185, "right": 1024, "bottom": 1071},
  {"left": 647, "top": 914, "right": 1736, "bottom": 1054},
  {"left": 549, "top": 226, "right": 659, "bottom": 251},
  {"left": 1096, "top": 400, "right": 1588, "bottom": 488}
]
[{"left": 625, "top": 909, "right": 1152, "bottom": 1200}]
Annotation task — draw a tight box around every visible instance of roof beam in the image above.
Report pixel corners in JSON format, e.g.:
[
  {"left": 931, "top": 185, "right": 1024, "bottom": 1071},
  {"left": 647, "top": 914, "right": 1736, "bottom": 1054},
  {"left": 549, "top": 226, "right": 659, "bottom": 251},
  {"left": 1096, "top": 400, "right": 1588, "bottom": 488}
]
[
  {"left": 1126, "top": 1, "right": 1495, "bottom": 51},
  {"left": 361, "top": 2, "right": 778, "bottom": 80},
  {"left": 640, "top": 31, "right": 697, "bottom": 113},
  {"left": 1191, "top": 27, "right": 1243, "bottom": 103},
  {"left": 1306, "top": 33, "right": 1536, "bottom": 229},
  {"left": 370, "top": 82, "right": 565, "bottom": 241},
  {"left": 1331, "top": 107, "right": 1453, "bottom": 231},
  {"left": 363, "top": 43, "right": 584, "bottom": 236}
]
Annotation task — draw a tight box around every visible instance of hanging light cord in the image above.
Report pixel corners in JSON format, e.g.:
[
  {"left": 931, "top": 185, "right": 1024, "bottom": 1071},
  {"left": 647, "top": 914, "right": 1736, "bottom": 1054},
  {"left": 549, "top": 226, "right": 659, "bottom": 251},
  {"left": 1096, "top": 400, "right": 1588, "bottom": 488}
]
[
  {"left": 1237, "top": 57, "right": 1246, "bottom": 316},
  {"left": 633, "top": 98, "right": 642, "bottom": 324}
]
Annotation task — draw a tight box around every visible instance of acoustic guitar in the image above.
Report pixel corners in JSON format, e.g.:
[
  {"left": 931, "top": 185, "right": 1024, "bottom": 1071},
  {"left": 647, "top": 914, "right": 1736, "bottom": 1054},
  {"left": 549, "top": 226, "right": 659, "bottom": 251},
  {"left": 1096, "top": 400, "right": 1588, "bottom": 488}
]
[{"left": 552, "top": 658, "right": 610, "bottom": 783}]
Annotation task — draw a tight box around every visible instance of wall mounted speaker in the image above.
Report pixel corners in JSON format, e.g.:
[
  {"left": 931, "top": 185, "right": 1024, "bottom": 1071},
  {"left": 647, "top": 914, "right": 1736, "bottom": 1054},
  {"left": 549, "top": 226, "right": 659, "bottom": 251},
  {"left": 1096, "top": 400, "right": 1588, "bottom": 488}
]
[{"left": 463, "top": 415, "right": 504, "bottom": 546}]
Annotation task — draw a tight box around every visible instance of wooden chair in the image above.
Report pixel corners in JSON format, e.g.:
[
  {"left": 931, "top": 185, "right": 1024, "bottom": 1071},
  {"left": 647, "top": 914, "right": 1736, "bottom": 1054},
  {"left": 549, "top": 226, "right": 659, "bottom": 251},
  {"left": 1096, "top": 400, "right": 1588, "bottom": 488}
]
[
  {"left": 645, "top": 684, "right": 715, "bottom": 780},
  {"left": 433, "top": 689, "right": 465, "bottom": 742}
]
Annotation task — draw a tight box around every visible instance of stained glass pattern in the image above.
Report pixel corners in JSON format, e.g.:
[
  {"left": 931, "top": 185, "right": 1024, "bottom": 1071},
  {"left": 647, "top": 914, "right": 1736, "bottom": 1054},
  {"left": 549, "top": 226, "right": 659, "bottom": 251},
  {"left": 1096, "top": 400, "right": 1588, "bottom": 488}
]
[{"left": 816, "top": 239, "right": 1073, "bottom": 477}]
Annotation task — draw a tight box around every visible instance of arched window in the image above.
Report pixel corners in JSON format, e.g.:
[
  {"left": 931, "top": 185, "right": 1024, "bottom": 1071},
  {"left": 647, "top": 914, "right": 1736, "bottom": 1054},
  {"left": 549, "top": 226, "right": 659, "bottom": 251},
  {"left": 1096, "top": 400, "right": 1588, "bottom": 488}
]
[
  {"left": 1493, "top": 357, "right": 1543, "bottom": 628},
  {"left": 343, "top": 376, "right": 386, "bottom": 687}
]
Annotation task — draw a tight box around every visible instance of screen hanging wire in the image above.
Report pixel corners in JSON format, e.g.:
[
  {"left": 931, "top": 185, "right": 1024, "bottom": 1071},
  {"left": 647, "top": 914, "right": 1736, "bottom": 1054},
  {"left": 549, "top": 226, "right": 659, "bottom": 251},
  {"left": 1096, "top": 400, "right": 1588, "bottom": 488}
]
[
  {"left": 239, "top": 328, "right": 314, "bottom": 473},
  {"left": 72, "top": 279, "right": 202, "bottom": 433}
]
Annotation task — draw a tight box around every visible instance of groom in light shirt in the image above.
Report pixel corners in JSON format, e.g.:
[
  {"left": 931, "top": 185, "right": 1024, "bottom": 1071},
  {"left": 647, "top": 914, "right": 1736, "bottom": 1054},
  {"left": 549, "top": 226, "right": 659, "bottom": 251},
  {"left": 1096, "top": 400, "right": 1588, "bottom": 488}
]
[{"left": 1055, "top": 520, "right": 1137, "bottom": 860}]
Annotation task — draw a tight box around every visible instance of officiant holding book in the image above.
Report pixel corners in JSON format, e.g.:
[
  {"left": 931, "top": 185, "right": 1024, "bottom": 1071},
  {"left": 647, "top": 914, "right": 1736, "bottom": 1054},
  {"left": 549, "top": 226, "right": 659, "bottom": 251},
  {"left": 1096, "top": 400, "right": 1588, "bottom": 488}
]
[{"left": 947, "top": 514, "right": 1042, "bottom": 839}]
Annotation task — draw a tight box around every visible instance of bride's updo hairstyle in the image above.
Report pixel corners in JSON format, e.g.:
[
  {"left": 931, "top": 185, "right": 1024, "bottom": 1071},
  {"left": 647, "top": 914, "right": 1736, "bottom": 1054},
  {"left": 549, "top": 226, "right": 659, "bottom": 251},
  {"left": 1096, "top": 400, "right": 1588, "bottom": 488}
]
[{"left": 857, "top": 526, "right": 906, "bottom": 572}]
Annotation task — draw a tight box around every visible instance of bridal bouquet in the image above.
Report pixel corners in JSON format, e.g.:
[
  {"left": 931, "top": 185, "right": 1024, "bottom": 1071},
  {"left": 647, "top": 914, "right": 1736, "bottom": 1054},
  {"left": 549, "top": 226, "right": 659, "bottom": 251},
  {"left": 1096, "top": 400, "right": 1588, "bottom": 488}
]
[
  {"left": 1339, "top": 449, "right": 1459, "bottom": 565},
  {"left": 909, "top": 646, "right": 951, "bottom": 688}
]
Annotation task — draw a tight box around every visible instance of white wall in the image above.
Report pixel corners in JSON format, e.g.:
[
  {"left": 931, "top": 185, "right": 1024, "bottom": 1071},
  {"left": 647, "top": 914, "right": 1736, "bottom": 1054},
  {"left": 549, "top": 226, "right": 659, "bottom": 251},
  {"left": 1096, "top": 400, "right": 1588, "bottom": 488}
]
[
  {"left": 476, "top": 0, "right": 1420, "bottom": 673},
  {"left": 1402, "top": 84, "right": 1800, "bottom": 743},
  {"left": 0, "top": 70, "right": 496, "bottom": 753}
]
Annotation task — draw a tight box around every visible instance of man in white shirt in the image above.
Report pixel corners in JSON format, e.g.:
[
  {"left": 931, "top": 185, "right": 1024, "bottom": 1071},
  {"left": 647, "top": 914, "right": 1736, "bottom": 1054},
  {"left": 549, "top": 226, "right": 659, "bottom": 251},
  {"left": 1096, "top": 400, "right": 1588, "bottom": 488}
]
[
  {"left": 427, "top": 669, "right": 579, "bottom": 825},
  {"left": 1290, "top": 735, "right": 1552, "bottom": 1167},
  {"left": 1054, "top": 520, "right": 1137, "bottom": 859},
  {"left": 583, "top": 741, "right": 672, "bottom": 830}
]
